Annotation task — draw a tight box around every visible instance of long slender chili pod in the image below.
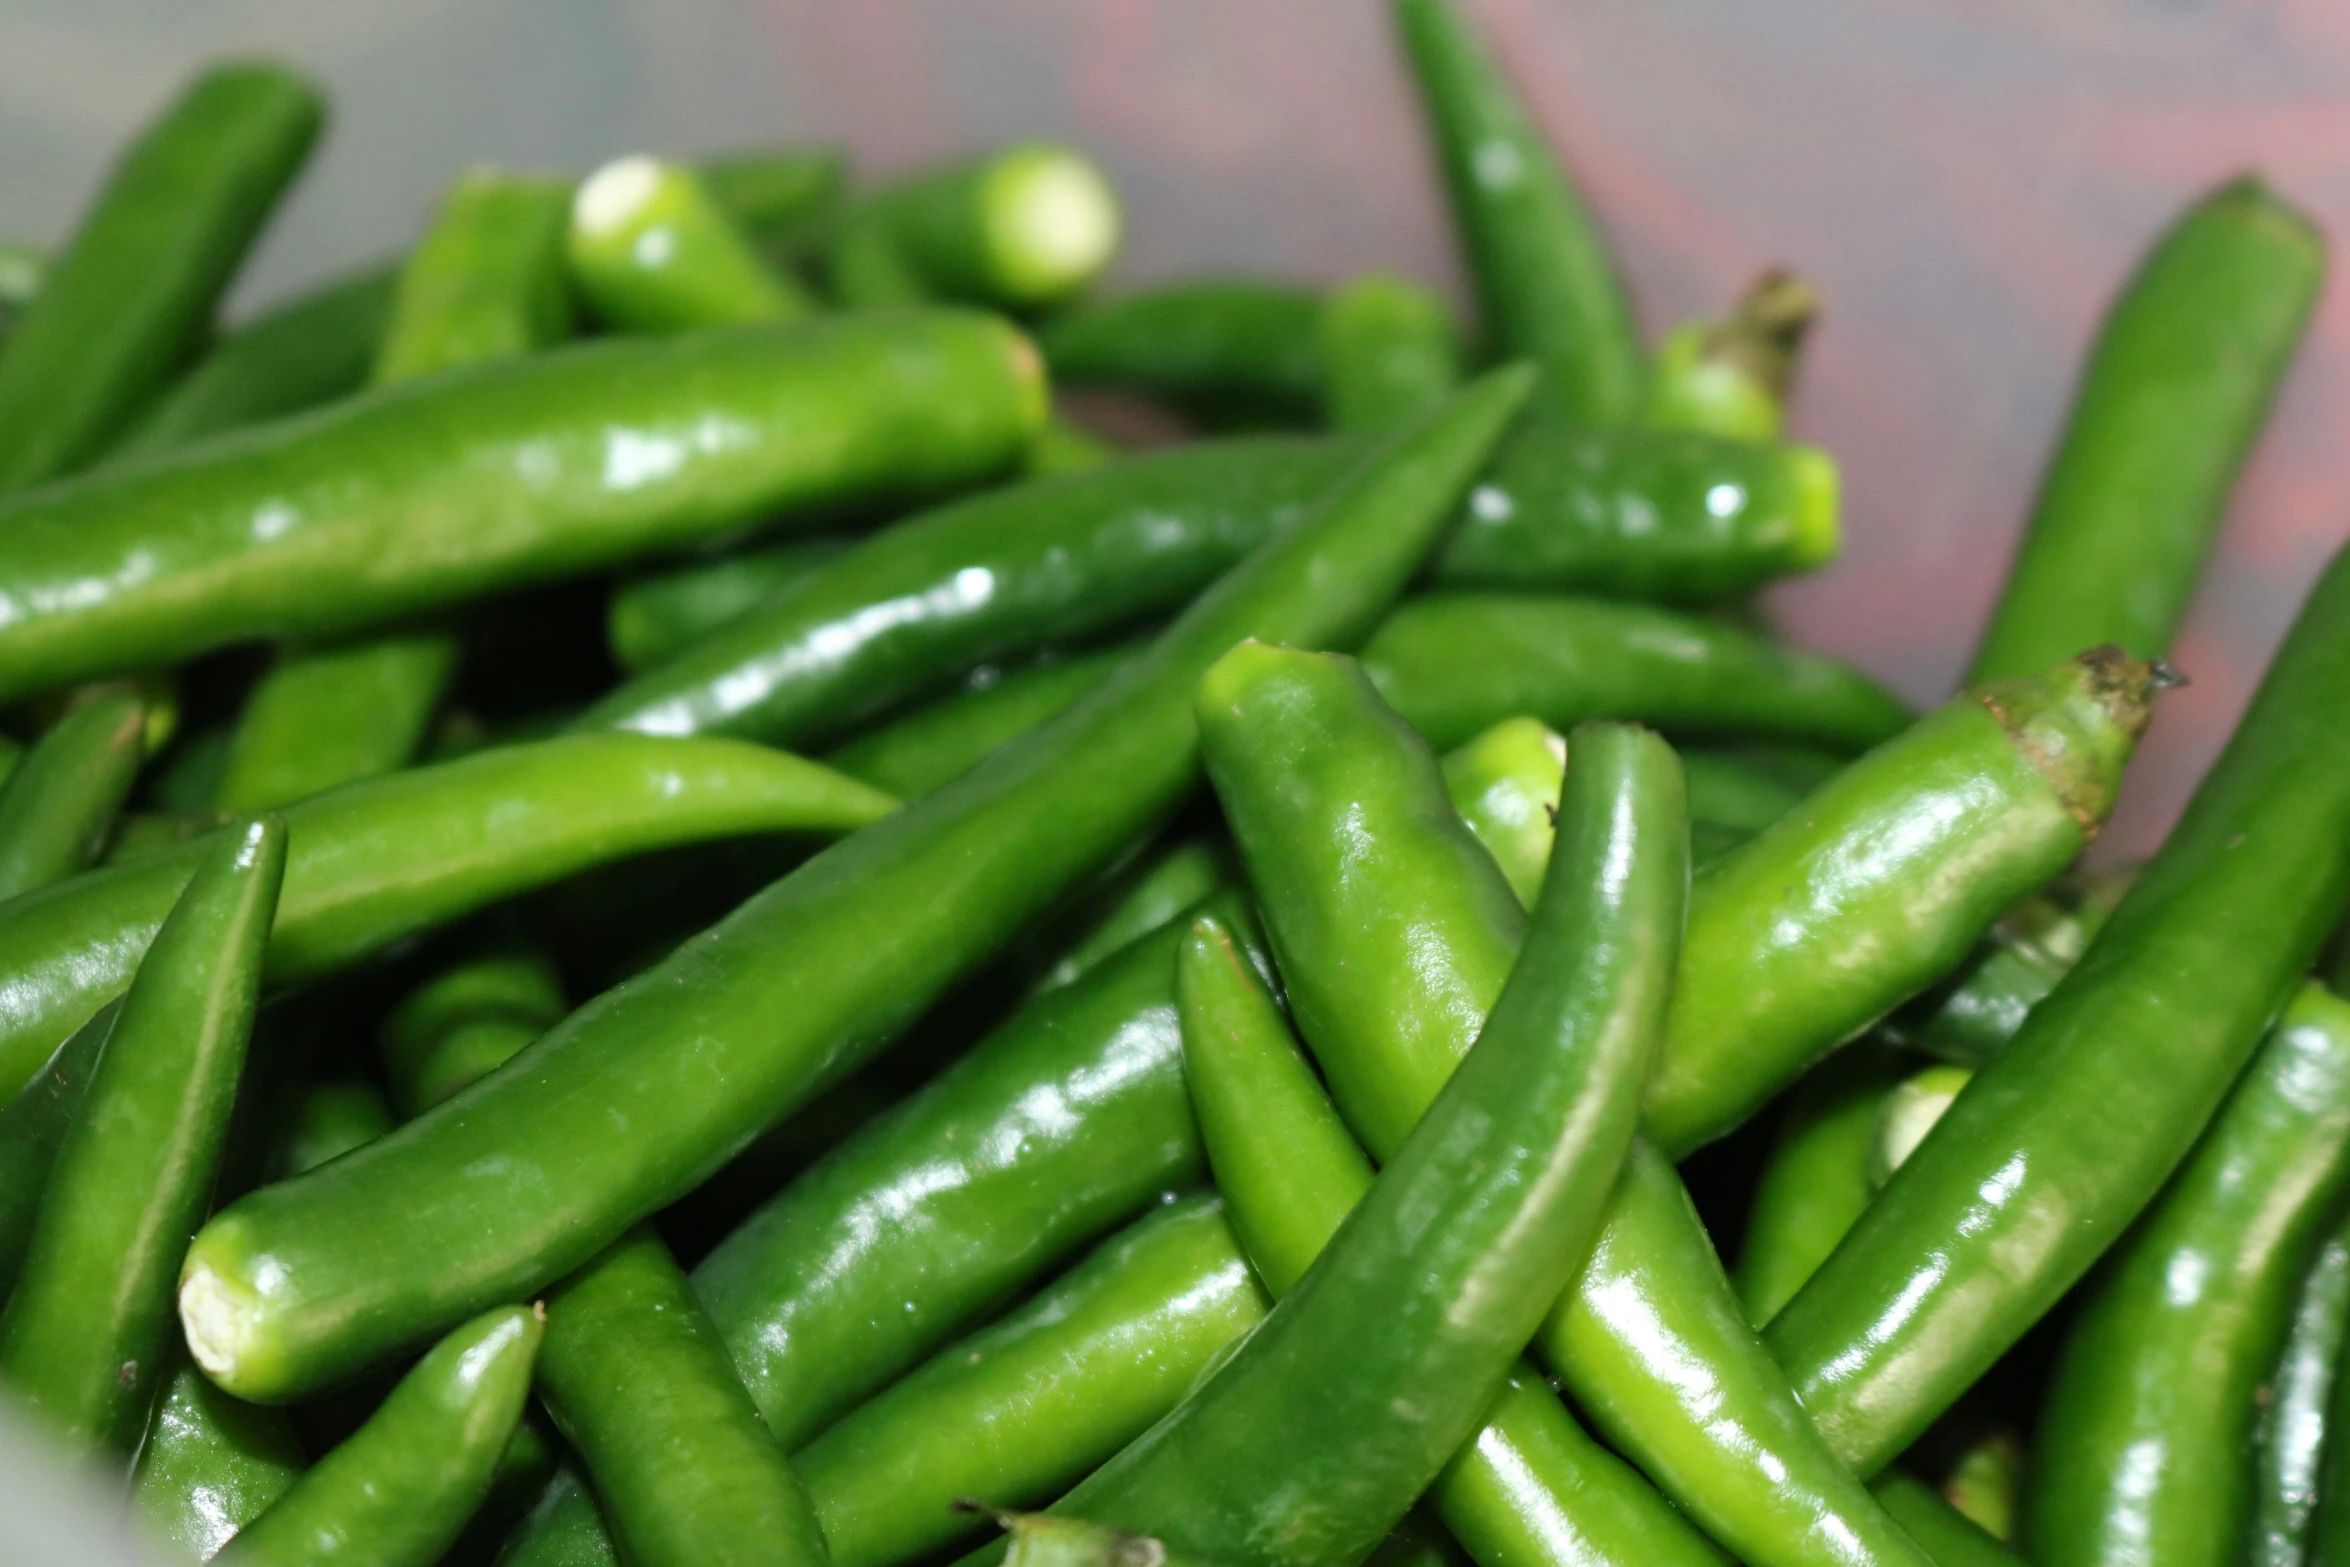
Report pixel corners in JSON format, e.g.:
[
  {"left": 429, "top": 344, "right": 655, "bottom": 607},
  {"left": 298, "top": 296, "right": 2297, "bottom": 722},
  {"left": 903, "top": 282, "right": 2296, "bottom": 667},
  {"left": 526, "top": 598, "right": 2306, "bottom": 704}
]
[
  {"left": 0, "top": 1003, "right": 119, "bottom": 1300},
  {"left": 373, "top": 170, "right": 577, "bottom": 382},
  {"left": 1360, "top": 592, "right": 1910, "bottom": 753},
  {"left": 131, "top": 1356, "right": 307, "bottom": 1561},
  {"left": 0, "top": 818, "right": 284, "bottom": 1457},
  {"left": 1870, "top": 1476, "right": 2022, "bottom": 1567},
  {"left": 1769, "top": 542, "right": 2350, "bottom": 1475},
  {"left": 1439, "top": 716, "right": 1567, "bottom": 909},
  {"left": 0, "top": 63, "right": 323, "bottom": 491},
  {"left": 1393, "top": 0, "right": 1643, "bottom": 426},
  {"left": 1176, "top": 907, "right": 1725, "bottom": 1567},
  {"left": 212, "top": 632, "right": 460, "bottom": 813},
  {"left": 213, "top": 1305, "right": 541, "bottom": 1567},
  {"left": 1039, "top": 280, "right": 1329, "bottom": 424},
  {"left": 1196, "top": 646, "right": 1973, "bottom": 1567},
  {"left": 379, "top": 942, "right": 569, "bottom": 1118},
  {"left": 0, "top": 690, "right": 147, "bottom": 900},
  {"left": 1645, "top": 270, "right": 1822, "bottom": 443},
  {"left": 1735, "top": 1046, "right": 1913, "bottom": 1325},
  {"left": 825, "top": 647, "right": 1134, "bottom": 800},
  {"left": 2247, "top": 1219, "right": 2350, "bottom": 1567},
  {"left": 1969, "top": 176, "right": 2324, "bottom": 683},
  {"left": 568, "top": 156, "right": 817, "bottom": 331},
  {"left": 607, "top": 536, "right": 854, "bottom": 674},
  {"left": 0, "top": 310, "right": 1044, "bottom": 699},
  {"left": 1320, "top": 273, "right": 1463, "bottom": 433},
  {"left": 536, "top": 1228, "right": 830, "bottom": 1567},
  {"left": 2027, "top": 983, "right": 2350, "bottom": 1567},
  {"left": 0, "top": 733, "right": 896, "bottom": 1100},
  {"left": 795, "top": 1194, "right": 1270, "bottom": 1567},
  {"left": 178, "top": 367, "right": 1535, "bottom": 1402},
  {"left": 1047, "top": 719, "right": 1685, "bottom": 1567}
]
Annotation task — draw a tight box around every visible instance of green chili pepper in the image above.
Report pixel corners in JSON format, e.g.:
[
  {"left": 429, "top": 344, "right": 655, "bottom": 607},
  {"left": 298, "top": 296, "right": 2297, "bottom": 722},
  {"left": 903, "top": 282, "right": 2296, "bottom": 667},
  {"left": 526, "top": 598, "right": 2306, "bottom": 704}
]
[
  {"left": 825, "top": 647, "right": 1136, "bottom": 800},
  {"left": 0, "top": 1003, "right": 119, "bottom": 1302},
  {"left": 2249, "top": 1219, "right": 2350, "bottom": 1567},
  {"left": 1018, "top": 837, "right": 1235, "bottom": 997},
  {"left": 568, "top": 156, "right": 817, "bottom": 331},
  {"left": 1177, "top": 907, "right": 1725, "bottom": 1567},
  {"left": 977, "top": 1507, "right": 1233, "bottom": 1567},
  {"left": 699, "top": 147, "right": 846, "bottom": 256},
  {"left": 1394, "top": 0, "right": 1642, "bottom": 426},
  {"left": 380, "top": 941, "right": 567, "bottom": 1117},
  {"left": 214, "top": 1305, "right": 542, "bottom": 1567},
  {"left": 1870, "top": 1475, "right": 2020, "bottom": 1567},
  {"left": 1645, "top": 270, "right": 1821, "bottom": 442},
  {"left": 1195, "top": 644, "right": 1983, "bottom": 1567},
  {"left": 131, "top": 1355, "right": 307, "bottom": 1561},
  {"left": 1969, "top": 177, "right": 2324, "bottom": 683},
  {"left": 1643, "top": 650, "right": 2152, "bottom": 1156},
  {"left": 1439, "top": 716, "right": 1566, "bottom": 907},
  {"left": 178, "top": 367, "right": 1535, "bottom": 1402},
  {"left": 1866, "top": 1066, "right": 1973, "bottom": 1188},
  {"left": 2027, "top": 983, "right": 2350, "bottom": 1567},
  {"left": 858, "top": 142, "right": 1120, "bottom": 310},
  {"left": 798, "top": 1193, "right": 1268, "bottom": 1567},
  {"left": 825, "top": 214, "right": 933, "bottom": 309},
  {"left": 536, "top": 1227, "right": 829, "bottom": 1567},
  {"left": 1872, "top": 896, "right": 2095, "bottom": 1068},
  {"left": 693, "top": 908, "right": 1217, "bottom": 1447},
  {"left": 1024, "top": 417, "right": 1121, "bottom": 477},
  {"left": 1038, "top": 280, "right": 1328, "bottom": 425},
  {"left": 606, "top": 537, "right": 854, "bottom": 674},
  {"left": 106, "top": 268, "right": 397, "bottom": 461},
  {"left": 1321, "top": 273, "right": 1463, "bottom": 432},
  {"left": 0, "top": 243, "right": 45, "bottom": 335},
  {"left": 2310, "top": 1276, "right": 2350, "bottom": 1567},
  {"left": 1680, "top": 745, "right": 1816, "bottom": 841},
  {"left": 0, "top": 733, "right": 893, "bottom": 1100},
  {"left": 0, "top": 817, "right": 282, "bottom": 1457},
  {"left": 0, "top": 690, "right": 147, "bottom": 901},
  {"left": 272, "top": 1078, "right": 398, "bottom": 1181},
  {"left": 1050, "top": 723, "right": 1683, "bottom": 1567},
  {"left": 499, "top": 1467, "right": 621, "bottom": 1567},
  {"left": 1769, "top": 543, "right": 2350, "bottom": 1476},
  {"left": 213, "top": 632, "right": 461, "bottom": 812},
  {"left": 1735, "top": 1045, "right": 1912, "bottom": 1326},
  {"left": 1935, "top": 1433, "right": 2022, "bottom": 1546},
  {"left": 0, "top": 309, "right": 1045, "bottom": 698},
  {"left": 0, "top": 63, "right": 323, "bottom": 491}
]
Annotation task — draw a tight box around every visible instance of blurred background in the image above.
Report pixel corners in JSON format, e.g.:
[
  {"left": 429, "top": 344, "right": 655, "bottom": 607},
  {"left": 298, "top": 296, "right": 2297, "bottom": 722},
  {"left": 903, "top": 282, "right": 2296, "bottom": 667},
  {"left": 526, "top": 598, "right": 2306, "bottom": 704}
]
[{"left": 3, "top": 0, "right": 2343, "bottom": 858}]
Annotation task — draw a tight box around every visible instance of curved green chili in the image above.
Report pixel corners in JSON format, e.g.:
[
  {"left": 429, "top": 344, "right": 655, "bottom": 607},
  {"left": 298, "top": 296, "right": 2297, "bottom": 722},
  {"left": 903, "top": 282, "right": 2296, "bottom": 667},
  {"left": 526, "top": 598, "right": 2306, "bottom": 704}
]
[
  {"left": 131, "top": 1355, "right": 307, "bottom": 1561},
  {"left": 215, "top": 1305, "right": 542, "bottom": 1567},
  {"left": 1394, "top": 0, "right": 1643, "bottom": 425},
  {"left": 2028, "top": 982, "right": 2350, "bottom": 1567},
  {"left": 1361, "top": 592, "right": 1907, "bottom": 753},
  {"left": 1645, "top": 270, "right": 1821, "bottom": 442},
  {"left": 2248, "top": 1218, "right": 2350, "bottom": 1567},
  {"left": 1321, "top": 273, "right": 1463, "bottom": 432},
  {"left": 607, "top": 537, "right": 853, "bottom": 674},
  {"left": 0, "top": 690, "right": 147, "bottom": 901},
  {"left": 179, "top": 368, "right": 1533, "bottom": 1402},
  {"left": 0, "top": 817, "right": 282, "bottom": 1457},
  {"left": 1769, "top": 542, "right": 2350, "bottom": 1475},
  {"left": 858, "top": 142, "right": 1120, "bottom": 310},
  {"left": 0, "top": 310, "right": 1044, "bottom": 698},
  {"left": 568, "top": 156, "right": 816, "bottom": 331},
  {"left": 0, "top": 63, "right": 323, "bottom": 491},
  {"left": 1039, "top": 280, "right": 1328, "bottom": 425},
  {"left": 1735, "top": 1045, "right": 1911, "bottom": 1326},
  {"left": 0, "top": 733, "right": 894, "bottom": 1099},
  {"left": 1969, "top": 176, "right": 2325, "bottom": 683}
]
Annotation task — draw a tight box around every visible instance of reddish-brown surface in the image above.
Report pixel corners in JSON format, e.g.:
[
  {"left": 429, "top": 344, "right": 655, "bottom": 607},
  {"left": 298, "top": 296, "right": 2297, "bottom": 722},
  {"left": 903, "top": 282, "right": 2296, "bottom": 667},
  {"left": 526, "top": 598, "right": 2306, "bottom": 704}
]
[{"left": 771, "top": 0, "right": 2350, "bottom": 859}]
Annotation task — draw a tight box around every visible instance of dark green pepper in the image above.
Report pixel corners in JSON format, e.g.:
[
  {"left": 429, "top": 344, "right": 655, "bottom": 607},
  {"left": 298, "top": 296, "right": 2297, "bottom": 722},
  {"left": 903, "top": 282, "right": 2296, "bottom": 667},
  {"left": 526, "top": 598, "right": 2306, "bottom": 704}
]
[
  {"left": 1039, "top": 280, "right": 1328, "bottom": 425},
  {"left": 607, "top": 537, "right": 854, "bottom": 674},
  {"left": 1735, "top": 1045, "right": 1912, "bottom": 1326},
  {"left": 2248, "top": 1218, "right": 2350, "bottom": 1567},
  {"left": 0, "top": 1003, "right": 118, "bottom": 1299},
  {"left": 567, "top": 156, "right": 816, "bottom": 331},
  {"left": 0, "top": 689, "right": 147, "bottom": 901}
]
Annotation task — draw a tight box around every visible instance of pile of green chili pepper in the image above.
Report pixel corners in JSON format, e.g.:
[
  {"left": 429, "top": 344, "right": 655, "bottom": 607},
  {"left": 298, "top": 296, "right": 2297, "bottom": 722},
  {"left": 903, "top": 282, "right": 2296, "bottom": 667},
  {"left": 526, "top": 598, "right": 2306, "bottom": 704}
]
[{"left": 0, "top": 9, "right": 2337, "bottom": 1567}]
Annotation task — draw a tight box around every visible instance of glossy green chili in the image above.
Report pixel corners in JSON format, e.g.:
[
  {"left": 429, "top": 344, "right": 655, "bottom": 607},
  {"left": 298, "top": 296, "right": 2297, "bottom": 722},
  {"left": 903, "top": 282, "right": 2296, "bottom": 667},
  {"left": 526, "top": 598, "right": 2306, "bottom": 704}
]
[
  {"left": 1020, "top": 836, "right": 1235, "bottom": 997},
  {"left": 0, "top": 733, "right": 893, "bottom": 1100},
  {"left": 0, "top": 309, "right": 1044, "bottom": 698},
  {"left": 1867, "top": 1066, "right": 1973, "bottom": 1188},
  {"left": 0, "top": 1003, "right": 119, "bottom": 1301},
  {"left": 796, "top": 1193, "right": 1267, "bottom": 1567},
  {"left": 825, "top": 647, "right": 1135, "bottom": 800},
  {"left": 607, "top": 537, "right": 853, "bottom": 673},
  {"left": 568, "top": 156, "right": 816, "bottom": 331},
  {"left": 1038, "top": 280, "right": 1328, "bottom": 425},
  {"left": 1871, "top": 1475, "right": 2022, "bottom": 1567},
  {"left": 380, "top": 942, "right": 567, "bottom": 1118},
  {"left": 0, "top": 818, "right": 282, "bottom": 1457},
  {"left": 131, "top": 1355, "right": 307, "bottom": 1561},
  {"left": 215, "top": 1305, "right": 541, "bottom": 1567},
  {"left": 1394, "top": 0, "right": 1642, "bottom": 426},
  {"left": 1874, "top": 894, "right": 2099, "bottom": 1068},
  {"left": 0, "top": 690, "right": 146, "bottom": 901},
  {"left": 1177, "top": 907, "right": 1725, "bottom": 1567},
  {"left": 1645, "top": 270, "right": 1821, "bottom": 442},
  {"left": 1935, "top": 1434, "right": 2024, "bottom": 1546},
  {"left": 2248, "top": 1219, "right": 2350, "bottom": 1567},
  {"left": 1970, "top": 176, "right": 2324, "bottom": 683},
  {"left": 859, "top": 142, "right": 1120, "bottom": 310},
  {"left": 535, "top": 1227, "right": 829, "bottom": 1567},
  {"left": 693, "top": 907, "right": 1217, "bottom": 1447},
  {"left": 0, "top": 63, "right": 323, "bottom": 491},
  {"left": 1439, "top": 716, "right": 1566, "bottom": 907},
  {"left": 179, "top": 367, "right": 1534, "bottom": 1402},
  {"left": 1321, "top": 273, "right": 1462, "bottom": 432},
  {"left": 2028, "top": 983, "right": 2350, "bottom": 1567},
  {"left": 1735, "top": 1045, "right": 1912, "bottom": 1326},
  {"left": 1769, "top": 542, "right": 2350, "bottom": 1476},
  {"left": 214, "top": 632, "right": 461, "bottom": 812}
]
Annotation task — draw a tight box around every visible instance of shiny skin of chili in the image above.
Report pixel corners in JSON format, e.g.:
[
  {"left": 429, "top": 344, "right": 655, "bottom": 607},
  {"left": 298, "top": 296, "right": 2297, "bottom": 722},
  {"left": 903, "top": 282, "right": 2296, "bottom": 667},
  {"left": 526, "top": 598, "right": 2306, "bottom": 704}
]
[
  {"left": 2027, "top": 983, "right": 2350, "bottom": 1567},
  {"left": 2247, "top": 1219, "right": 2350, "bottom": 1567},
  {"left": 1361, "top": 591, "right": 1909, "bottom": 754},
  {"left": 537, "top": 1227, "right": 829, "bottom": 1567},
  {"left": 0, "top": 732, "right": 894, "bottom": 1101},
  {"left": 1969, "top": 175, "right": 2324, "bottom": 684},
  {"left": 0, "top": 818, "right": 283, "bottom": 1458},
  {"left": 0, "top": 63, "right": 323, "bottom": 492},
  {"left": 212, "top": 1306, "right": 541, "bottom": 1567},
  {"left": 1769, "top": 541, "right": 2350, "bottom": 1475},
  {"left": 825, "top": 646, "right": 1135, "bottom": 800},
  {"left": 796, "top": 1193, "right": 1269, "bottom": 1567},
  {"left": 1050, "top": 720, "right": 1685, "bottom": 1567},
  {"left": 1195, "top": 645, "right": 1962, "bottom": 1567},
  {"left": 177, "top": 367, "right": 1534, "bottom": 1402},
  {"left": 608, "top": 536, "right": 853, "bottom": 674},
  {"left": 131, "top": 1356, "right": 306, "bottom": 1561},
  {"left": 1177, "top": 908, "right": 1725, "bottom": 1567},
  {"left": 0, "top": 309, "right": 1044, "bottom": 698},
  {"left": 1735, "top": 1045, "right": 1912, "bottom": 1325}
]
